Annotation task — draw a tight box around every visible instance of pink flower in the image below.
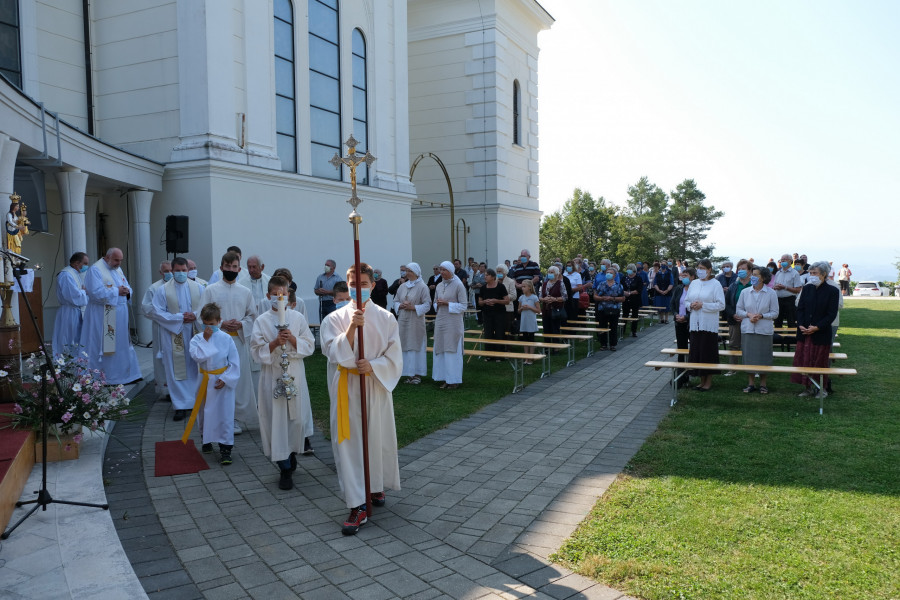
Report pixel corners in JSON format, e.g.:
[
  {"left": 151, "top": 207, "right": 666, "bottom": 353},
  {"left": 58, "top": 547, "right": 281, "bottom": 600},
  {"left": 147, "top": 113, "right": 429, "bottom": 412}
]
[
  {"left": 13, "top": 404, "right": 22, "bottom": 414},
  {"left": 92, "top": 382, "right": 101, "bottom": 392},
  {"left": 61, "top": 412, "right": 73, "bottom": 423},
  {"left": 82, "top": 393, "right": 91, "bottom": 402},
  {"left": 72, "top": 433, "right": 83, "bottom": 444},
  {"left": 90, "top": 421, "right": 98, "bottom": 431},
  {"left": 121, "top": 409, "right": 128, "bottom": 415}
]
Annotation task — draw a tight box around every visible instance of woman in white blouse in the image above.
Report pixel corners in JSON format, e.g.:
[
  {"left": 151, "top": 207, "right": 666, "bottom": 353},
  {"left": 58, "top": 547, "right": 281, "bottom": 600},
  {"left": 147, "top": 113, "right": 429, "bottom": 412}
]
[
  {"left": 735, "top": 266, "right": 779, "bottom": 394},
  {"left": 684, "top": 259, "right": 726, "bottom": 391}
]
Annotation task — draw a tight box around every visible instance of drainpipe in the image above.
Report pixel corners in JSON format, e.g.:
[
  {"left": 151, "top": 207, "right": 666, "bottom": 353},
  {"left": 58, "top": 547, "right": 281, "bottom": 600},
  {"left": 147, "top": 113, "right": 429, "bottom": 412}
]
[{"left": 82, "top": 0, "right": 94, "bottom": 135}]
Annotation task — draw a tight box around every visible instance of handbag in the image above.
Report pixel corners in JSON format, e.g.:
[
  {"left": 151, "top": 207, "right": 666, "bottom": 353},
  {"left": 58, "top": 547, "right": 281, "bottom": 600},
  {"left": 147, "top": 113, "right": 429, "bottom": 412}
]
[{"left": 551, "top": 305, "right": 567, "bottom": 321}]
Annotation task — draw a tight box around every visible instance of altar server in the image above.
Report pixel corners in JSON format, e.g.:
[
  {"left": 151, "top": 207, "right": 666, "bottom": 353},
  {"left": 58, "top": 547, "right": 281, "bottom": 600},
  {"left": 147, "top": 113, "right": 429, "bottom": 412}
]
[
  {"left": 393, "top": 262, "right": 431, "bottom": 384},
  {"left": 52, "top": 252, "right": 89, "bottom": 358},
  {"left": 190, "top": 302, "right": 240, "bottom": 465},
  {"left": 80, "top": 248, "right": 142, "bottom": 384},
  {"left": 431, "top": 260, "right": 468, "bottom": 389},
  {"left": 152, "top": 257, "right": 203, "bottom": 421},
  {"left": 321, "top": 263, "right": 402, "bottom": 535},
  {"left": 249, "top": 276, "right": 315, "bottom": 491},
  {"left": 141, "top": 260, "right": 171, "bottom": 398},
  {"left": 200, "top": 251, "right": 257, "bottom": 433}
]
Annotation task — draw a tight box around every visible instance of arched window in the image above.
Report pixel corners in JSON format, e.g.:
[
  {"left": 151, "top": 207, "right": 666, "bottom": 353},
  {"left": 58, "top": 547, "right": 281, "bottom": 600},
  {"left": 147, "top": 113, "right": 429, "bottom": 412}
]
[
  {"left": 308, "top": 0, "right": 341, "bottom": 180},
  {"left": 513, "top": 79, "right": 521, "bottom": 146},
  {"left": 352, "top": 29, "right": 368, "bottom": 185},
  {"left": 0, "top": 0, "right": 22, "bottom": 88},
  {"left": 274, "top": 0, "right": 296, "bottom": 171}
]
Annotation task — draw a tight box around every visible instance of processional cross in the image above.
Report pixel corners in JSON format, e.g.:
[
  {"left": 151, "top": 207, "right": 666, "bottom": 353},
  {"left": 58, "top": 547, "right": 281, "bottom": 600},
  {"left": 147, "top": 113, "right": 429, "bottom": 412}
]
[{"left": 330, "top": 135, "right": 377, "bottom": 515}]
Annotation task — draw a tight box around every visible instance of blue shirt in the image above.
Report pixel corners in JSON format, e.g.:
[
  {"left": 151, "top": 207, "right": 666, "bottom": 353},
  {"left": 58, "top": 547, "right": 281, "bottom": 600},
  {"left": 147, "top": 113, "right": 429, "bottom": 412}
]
[{"left": 594, "top": 281, "right": 624, "bottom": 310}]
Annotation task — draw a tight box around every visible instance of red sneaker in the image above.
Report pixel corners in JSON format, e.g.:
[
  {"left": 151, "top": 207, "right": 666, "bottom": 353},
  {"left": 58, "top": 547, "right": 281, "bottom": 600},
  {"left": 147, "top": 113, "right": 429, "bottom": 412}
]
[
  {"left": 371, "top": 492, "right": 385, "bottom": 507},
  {"left": 342, "top": 506, "right": 368, "bottom": 535}
]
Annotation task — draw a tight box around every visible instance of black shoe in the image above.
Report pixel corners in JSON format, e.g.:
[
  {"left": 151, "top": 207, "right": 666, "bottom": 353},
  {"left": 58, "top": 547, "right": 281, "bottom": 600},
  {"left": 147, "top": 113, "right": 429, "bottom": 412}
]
[
  {"left": 289, "top": 451, "right": 298, "bottom": 472},
  {"left": 303, "top": 438, "right": 314, "bottom": 455},
  {"left": 201, "top": 443, "right": 213, "bottom": 453},
  {"left": 220, "top": 448, "right": 232, "bottom": 466},
  {"left": 162, "top": 394, "right": 172, "bottom": 402},
  {"left": 371, "top": 492, "right": 386, "bottom": 507},
  {"left": 610, "top": 346, "right": 617, "bottom": 352},
  {"left": 279, "top": 469, "right": 294, "bottom": 490},
  {"left": 632, "top": 333, "right": 637, "bottom": 338},
  {"left": 173, "top": 409, "right": 187, "bottom": 422}
]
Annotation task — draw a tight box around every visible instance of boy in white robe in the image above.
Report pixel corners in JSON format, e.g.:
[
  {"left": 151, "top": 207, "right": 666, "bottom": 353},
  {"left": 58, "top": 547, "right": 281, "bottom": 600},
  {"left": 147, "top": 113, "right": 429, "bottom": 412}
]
[
  {"left": 189, "top": 302, "right": 240, "bottom": 465},
  {"left": 141, "top": 260, "right": 171, "bottom": 399},
  {"left": 249, "top": 276, "right": 315, "bottom": 491},
  {"left": 321, "top": 263, "right": 402, "bottom": 535},
  {"left": 52, "top": 252, "right": 89, "bottom": 358}
]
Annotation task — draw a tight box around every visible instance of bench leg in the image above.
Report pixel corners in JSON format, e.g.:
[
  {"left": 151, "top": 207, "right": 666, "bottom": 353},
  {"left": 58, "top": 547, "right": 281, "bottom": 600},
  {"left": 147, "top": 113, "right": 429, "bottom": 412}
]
[
  {"left": 510, "top": 358, "right": 524, "bottom": 393},
  {"left": 586, "top": 337, "right": 594, "bottom": 357},
  {"left": 566, "top": 339, "right": 575, "bottom": 367},
  {"left": 541, "top": 349, "right": 550, "bottom": 378},
  {"left": 805, "top": 373, "right": 826, "bottom": 414}
]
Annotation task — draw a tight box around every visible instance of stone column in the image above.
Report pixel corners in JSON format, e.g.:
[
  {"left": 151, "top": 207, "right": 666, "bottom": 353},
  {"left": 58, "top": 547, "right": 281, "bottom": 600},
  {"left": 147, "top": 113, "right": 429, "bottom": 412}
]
[
  {"left": 127, "top": 190, "right": 153, "bottom": 343},
  {"left": 55, "top": 168, "right": 90, "bottom": 260}
]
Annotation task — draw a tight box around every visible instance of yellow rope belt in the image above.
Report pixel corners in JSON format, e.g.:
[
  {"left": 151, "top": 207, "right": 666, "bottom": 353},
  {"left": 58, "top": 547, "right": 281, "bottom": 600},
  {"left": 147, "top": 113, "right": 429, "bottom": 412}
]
[
  {"left": 225, "top": 330, "right": 238, "bottom": 336},
  {"left": 181, "top": 365, "right": 228, "bottom": 443},
  {"left": 336, "top": 366, "right": 367, "bottom": 444}
]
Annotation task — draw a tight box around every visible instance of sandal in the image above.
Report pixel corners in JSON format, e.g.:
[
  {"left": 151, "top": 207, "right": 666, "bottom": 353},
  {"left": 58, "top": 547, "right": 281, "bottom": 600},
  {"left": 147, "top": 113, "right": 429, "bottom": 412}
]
[
  {"left": 444, "top": 383, "right": 459, "bottom": 390},
  {"left": 742, "top": 385, "right": 756, "bottom": 393},
  {"left": 759, "top": 386, "right": 768, "bottom": 394},
  {"left": 408, "top": 376, "right": 421, "bottom": 385}
]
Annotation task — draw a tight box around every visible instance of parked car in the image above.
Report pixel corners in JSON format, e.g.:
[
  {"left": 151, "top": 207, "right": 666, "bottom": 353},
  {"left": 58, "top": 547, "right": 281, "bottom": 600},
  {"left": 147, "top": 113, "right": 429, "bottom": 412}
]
[{"left": 853, "top": 281, "right": 891, "bottom": 297}]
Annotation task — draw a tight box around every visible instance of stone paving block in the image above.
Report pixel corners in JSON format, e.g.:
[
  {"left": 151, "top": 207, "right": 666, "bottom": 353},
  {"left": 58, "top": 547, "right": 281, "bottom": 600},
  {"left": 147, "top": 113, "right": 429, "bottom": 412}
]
[
  {"left": 430, "top": 572, "right": 491, "bottom": 598},
  {"left": 390, "top": 550, "right": 443, "bottom": 576},
  {"left": 345, "top": 580, "right": 396, "bottom": 600},
  {"left": 202, "top": 582, "right": 248, "bottom": 600},
  {"left": 371, "top": 537, "right": 413, "bottom": 559},
  {"left": 246, "top": 579, "right": 298, "bottom": 600},
  {"left": 373, "top": 566, "right": 433, "bottom": 597},
  {"left": 176, "top": 544, "right": 215, "bottom": 562},
  {"left": 256, "top": 541, "right": 301, "bottom": 567},
  {"left": 141, "top": 568, "right": 195, "bottom": 592},
  {"left": 296, "top": 540, "right": 341, "bottom": 565},
  {"left": 539, "top": 572, "right": 602, "bottom": 599},
  {"left": 146, "top": 585, "right": 202, "bottom": 599},
  {"left": 444, "top": 553, "right": 497, "bottom": 580},
  {"left": 130, "top": 556, "right": 185, "bottom": 578},
  {"left": 183, "top": 555, "right": 229, "bottom": 583},
  {"left": 228, "top": 561, "right": 279, "bottom": 589},
  {"left": 294, "top": 583, "right": 352, "bottom": 599}
]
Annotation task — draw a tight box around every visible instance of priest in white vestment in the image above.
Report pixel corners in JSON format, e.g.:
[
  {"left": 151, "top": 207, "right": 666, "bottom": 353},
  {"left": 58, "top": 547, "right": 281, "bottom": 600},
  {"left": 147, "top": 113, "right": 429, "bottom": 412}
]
[
  {"left": 393, "top": 262, "right": 431, "bottom": 384},
  {"left": 141, "top": 260, "right": 171, "bottom": 398},
  {"left": 249, "top": 276, "right": 315, "bottom": 491},
  {"left": 52, "top": 252, "right": 89, "bottom": 358},
  {"left": 200, "top": 251, "right": 257, "bottom": 431},
  {"left": 80, "top": 248, "right": 142, "bottom": 385},
  {"left": 239, "top": 255, "right": 270, "bottom": 374},
  {"left": 321, "top": 263, "right": 402, "bottom": 535},
  {"left": 431, "top": 261, "right": 468, "bottom": 388},
  {"left": 152, "top": 258, "right": 203, "bottom": 420},
  {"left": 190, "top": 303, "right": 240, "bottom": 464}
]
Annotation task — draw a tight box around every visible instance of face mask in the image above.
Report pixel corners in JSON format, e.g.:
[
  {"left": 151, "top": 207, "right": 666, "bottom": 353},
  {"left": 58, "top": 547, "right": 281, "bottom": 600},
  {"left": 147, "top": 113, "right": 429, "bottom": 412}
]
[
  {"left": 781, "top": 261, "right": 789, "bottom": 268},
  {"left": 696, "top": 269, "right": 708, "bottom": 279},
  {"left": 324, "top": 265, "right": 332, "bottom": 273},
  {"left": 794, "top": 265, "right": 803, "bottom": 272},
  {"left": 547, "top": 273, "right": 555, "bottom": 280},
  {"left": 668, "top": 262, "right": 673, "bottom": 266},
  {"left": 722, "top": 267, "right": 732, "bottom": 273},
  {"left": 497, "top": 273, "right": 504, "bottom": 279},
  {"left": 737, "top": 269, "right": 747, "bottom": 279},
  {"left": 599, "top": 265, "right": 607, "bottom": 272},
  {"left": 520, "top": 256, "right": 528, "bottom": 264},
  {"left": 750, "top": 276, "right": 760, "bottom": 286},
  {"left": 374, "top": 273, "right": 380, "bottom": 280},
  {"left": 566, "top": 266, "right": 573, "bottom": 273},
  {"left": 187, "top": 269, "right": 198, "bottom": 279},
  {"left": 626, "top": 269, "right": 633, "bottom": 276},
  {"left": 589, "top": 267, "right": 595, "bottom": 272},
  {"left": 681, "top": 277, "right": 690, "bottom": 286},
  {"left": 605, "top": 273, "right": 614, "bottom": 281},
  {"left": 400, "top": 270, "right": 407, "bottom": 277},
  {"left": 79, "top": 265, "right": 89, "bottom": 273},
  {"left": 173, "top": 272, "right": 188, "bottom": 283},
  {"left": 222, "top": 270, "right": 238, "bottom": 282},
  {"left": 163, "top": 272, "right": 173, "bottom": 281},
  {"left": 335, "top": 300, "right": 350, "bottom": 309},
  {"left": 349, "top": 288, "right": 371, "bottom": 304},
  {"left": 811, "top": 275, "right": 823, "bottom": 286},
  {"left": 206, "top": 324, "right": 220, "bottom": 334}
]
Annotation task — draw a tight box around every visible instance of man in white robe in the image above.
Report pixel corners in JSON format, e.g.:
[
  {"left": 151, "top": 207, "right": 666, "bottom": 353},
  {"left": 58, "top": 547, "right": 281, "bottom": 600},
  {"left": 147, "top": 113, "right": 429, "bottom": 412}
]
[
  {"left": 208, "top": 245, "right": 249, "bottom": 285},
  {"left": 200, "top": 251, "right": 257, "bottom": 433},
  {"left": 432, "top": 260, "right": 468, "bottom": 388},
  {"left": 52, "top": 252, "right": 89, "bottom": 358},
  {"left": 80, "top": 248, "right": 142, "bottom": 385},
  {"left": 186, "top": 259, "right": 207, "bottom": 289},
  {"left": 141, "top": 260, "right": 171, "bottom": 398},
  {"left": 394, "top": 262, "right": 431, "bottom": 384},
  {"left": 152, "top": 257, "right": 203, "bottom": 421},
  {"left": 249, "top": 276, "right": 315, "bottom": 491},
  {"left": 321, "top": 263, "right": 402, "bottom": 535},
  {"left": 239, "top": 255, "right": 270, "bottom": 375},
  {"left": 189, "top": 303, "right": 240, "bottom": 465}
]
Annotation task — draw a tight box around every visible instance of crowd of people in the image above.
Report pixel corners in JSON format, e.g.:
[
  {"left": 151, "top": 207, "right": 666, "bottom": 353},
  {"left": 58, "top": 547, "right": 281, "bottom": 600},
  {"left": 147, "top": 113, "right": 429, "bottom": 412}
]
[{"left": 46, "top": 244, "right": 843, "bottom": 534}]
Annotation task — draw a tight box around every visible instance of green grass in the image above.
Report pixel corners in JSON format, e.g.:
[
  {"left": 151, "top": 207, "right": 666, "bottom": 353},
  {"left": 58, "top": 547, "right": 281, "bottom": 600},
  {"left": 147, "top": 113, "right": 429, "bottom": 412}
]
[
  {"left": 552, "top": 299, "right": 900, "bottom": 599},
  {"left": 304, "top": 326, "right": 593, "bottom": 448}
]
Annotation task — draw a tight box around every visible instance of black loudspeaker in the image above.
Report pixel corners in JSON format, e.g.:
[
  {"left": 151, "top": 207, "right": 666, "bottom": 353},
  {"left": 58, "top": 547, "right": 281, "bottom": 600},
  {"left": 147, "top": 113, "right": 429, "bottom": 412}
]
[{"left": 165, "top": 215, "right": 189, "bottom": 254}]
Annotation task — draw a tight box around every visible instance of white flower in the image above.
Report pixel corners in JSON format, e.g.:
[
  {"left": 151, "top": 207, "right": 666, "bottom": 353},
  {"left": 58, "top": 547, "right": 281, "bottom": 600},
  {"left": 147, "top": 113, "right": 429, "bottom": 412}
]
[
  {"left": 33, "top": 374, "right": 42, "bottom": 382},
  {"left": 83, "top": 412, "right": 91, "bottom": 420},
  {"left": 56, "top": 357, "right": 66, "bottom": 366},
  {"left": 72, "top": 383, "right": 82, "bottom": 392},
  {"left": 0, "top": 370, "right": 7, "bottom": 377}
]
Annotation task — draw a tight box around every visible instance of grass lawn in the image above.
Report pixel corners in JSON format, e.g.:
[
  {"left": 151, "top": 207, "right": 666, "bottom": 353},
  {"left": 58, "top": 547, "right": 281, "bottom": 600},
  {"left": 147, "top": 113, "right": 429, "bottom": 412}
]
[
  {"left": 552, "top": 299, "right": 900, "bottom": 599},
  {"left": 304, "top": 324, "right": 595, "bottom": 448}
]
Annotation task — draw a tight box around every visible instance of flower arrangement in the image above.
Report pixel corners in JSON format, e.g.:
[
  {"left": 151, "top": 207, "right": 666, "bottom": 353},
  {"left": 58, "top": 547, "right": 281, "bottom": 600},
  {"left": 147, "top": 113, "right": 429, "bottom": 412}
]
[{"left": 2, "top": 351, "right": 137, "bottom": 446}]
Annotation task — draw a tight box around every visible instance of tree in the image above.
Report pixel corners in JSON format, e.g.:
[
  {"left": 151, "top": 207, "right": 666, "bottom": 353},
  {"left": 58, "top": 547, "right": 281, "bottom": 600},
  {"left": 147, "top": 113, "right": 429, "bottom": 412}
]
[
  {"left": 665, "top": 179, "right": 723, "bottom": 262},
  {"left": 539, "top": 188, "right": 618, "bottom": 267},
  {"left": 615, "top": 176, "right": 668, "bottom": 263}
]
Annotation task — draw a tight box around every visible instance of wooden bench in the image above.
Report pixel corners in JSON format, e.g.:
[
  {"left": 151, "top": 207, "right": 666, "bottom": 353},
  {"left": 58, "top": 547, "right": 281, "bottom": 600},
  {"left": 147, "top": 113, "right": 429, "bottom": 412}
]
[
  {"left": 535, "top": 332, "right": 592, "bottom": 364},
  {"left": 463, "top": 337, "right": 569, "bottom": 378},
  {"left": 660, "top": 348, "right": 848, "bottom": 360},
  {"left": 427, "top": 346, "right": 543, "bottom": 393},
  {"left": 644, "top": 360, "right": 857, "bottom": 414}
]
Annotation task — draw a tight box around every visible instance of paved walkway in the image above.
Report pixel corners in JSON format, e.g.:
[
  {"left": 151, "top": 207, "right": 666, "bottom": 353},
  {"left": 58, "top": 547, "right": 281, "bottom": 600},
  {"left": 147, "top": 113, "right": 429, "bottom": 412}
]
[{"left": 3, "top": 321, "right": 677, "bottom": 599}]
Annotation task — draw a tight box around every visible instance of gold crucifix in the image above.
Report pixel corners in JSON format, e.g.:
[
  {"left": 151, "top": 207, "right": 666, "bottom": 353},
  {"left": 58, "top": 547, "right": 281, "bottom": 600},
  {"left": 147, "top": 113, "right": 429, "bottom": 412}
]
[{"left": 330, "top": 135, "right": 376, "bottom": 211}]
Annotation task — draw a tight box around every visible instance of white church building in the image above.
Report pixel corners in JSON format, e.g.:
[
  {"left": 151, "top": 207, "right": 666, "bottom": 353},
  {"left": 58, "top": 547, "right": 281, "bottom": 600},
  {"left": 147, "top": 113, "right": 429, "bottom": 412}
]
[{"left": 0, "top": 0, "right": 552, "bottom": 341}]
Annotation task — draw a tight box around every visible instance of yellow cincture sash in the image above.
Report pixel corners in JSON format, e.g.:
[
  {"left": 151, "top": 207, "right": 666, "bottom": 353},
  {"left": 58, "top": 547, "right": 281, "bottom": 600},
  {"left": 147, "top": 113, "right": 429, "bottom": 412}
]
[
  {"left": 336, "top": 366, "right": 367, "bottom": 444},
  {"left": 181, "top": 365, "right": 228, "bottom": 443}
]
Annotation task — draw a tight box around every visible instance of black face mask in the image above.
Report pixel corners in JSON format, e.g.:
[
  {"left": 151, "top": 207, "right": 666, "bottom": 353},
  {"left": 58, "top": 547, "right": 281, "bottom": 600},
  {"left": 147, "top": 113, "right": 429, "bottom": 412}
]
[{"left": 222, "top": 270, "right": 238, "bottom": 282}]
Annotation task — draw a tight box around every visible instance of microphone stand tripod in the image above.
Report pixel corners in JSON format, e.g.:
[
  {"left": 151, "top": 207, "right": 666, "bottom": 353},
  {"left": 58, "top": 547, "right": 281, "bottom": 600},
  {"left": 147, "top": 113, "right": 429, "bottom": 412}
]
[{"left": 1, "top": 251, "right": 108, "bottom": 540}]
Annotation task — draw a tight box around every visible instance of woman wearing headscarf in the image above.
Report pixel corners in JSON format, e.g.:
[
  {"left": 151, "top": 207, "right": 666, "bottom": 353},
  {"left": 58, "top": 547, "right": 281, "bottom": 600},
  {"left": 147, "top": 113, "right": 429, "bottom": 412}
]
[
  {"left": 792, "top": 261, "right": 840, "bottom": 398},
  {"left": 394, "top": 262, "right": 432, "bottom": 384},
  {"left": 684, "top": 259, "right": 726, "bottom": 391},
  {"left": 432, "top": 260, "right": 468, "bottom": 389}
]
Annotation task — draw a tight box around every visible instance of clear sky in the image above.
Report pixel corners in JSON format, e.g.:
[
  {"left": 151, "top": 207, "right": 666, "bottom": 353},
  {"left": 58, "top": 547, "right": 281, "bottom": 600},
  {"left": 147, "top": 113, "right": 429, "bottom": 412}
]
[{"left": 535, "top": 0, "right": 900, "bottom": 280}]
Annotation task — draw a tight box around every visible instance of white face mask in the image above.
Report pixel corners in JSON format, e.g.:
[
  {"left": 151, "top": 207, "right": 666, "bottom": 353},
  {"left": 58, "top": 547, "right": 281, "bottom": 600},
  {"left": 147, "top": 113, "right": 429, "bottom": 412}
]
[
  {"left": 187, "top": 269, "right": 198, "bottom": 279},
  {"left": 696, "top": 269, "right": 708, "bottom": 280}
]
